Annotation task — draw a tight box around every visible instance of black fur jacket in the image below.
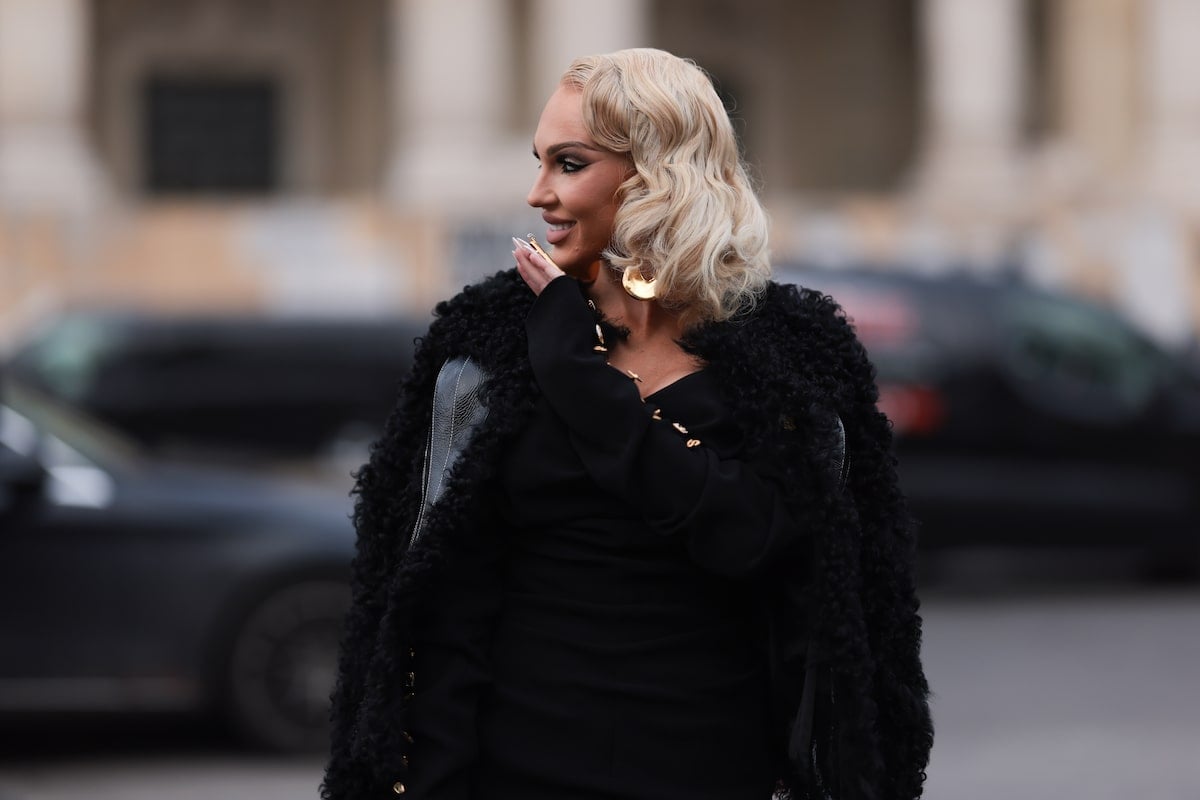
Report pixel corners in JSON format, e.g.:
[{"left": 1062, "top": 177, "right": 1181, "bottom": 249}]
[{"left": 321, "top": 268, "right": 933, "bottom": 800}]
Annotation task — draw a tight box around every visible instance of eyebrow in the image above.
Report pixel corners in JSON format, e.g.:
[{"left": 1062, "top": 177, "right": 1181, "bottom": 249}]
[{"left": 532, "top": 140, "right": 604, "bottom": 158}]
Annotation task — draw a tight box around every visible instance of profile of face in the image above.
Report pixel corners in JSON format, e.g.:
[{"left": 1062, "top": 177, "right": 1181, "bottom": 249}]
[{"left": 527, "top": 85, "right": 631, "bottom": 281}]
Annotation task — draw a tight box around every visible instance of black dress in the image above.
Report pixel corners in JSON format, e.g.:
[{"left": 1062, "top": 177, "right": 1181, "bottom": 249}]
[{"left": 405, "top": 277, "right": 802, "bottom": 799}]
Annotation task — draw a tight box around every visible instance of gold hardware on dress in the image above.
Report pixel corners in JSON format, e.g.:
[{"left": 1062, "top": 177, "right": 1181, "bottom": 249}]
[
  {"left": 594, "top": 324, "right": 608, "bottom": 352},
  {"left": 644, "top": 402, "right": 701, "bottom": 449}
]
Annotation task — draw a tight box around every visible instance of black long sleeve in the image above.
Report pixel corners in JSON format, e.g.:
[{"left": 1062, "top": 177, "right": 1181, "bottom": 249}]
[{"left": 525, "top": 276, "right": 804, "bottom": 577}]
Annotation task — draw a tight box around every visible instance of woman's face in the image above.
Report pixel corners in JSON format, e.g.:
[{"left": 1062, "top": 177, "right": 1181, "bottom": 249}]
[{"left": 527, "top": 86, "right": 631, "bottom": 278}]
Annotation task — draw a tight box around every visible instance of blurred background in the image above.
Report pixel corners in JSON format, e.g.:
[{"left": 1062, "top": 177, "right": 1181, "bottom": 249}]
[{"left": 2, "top": 1, "right": 1199, "bottom": 799}]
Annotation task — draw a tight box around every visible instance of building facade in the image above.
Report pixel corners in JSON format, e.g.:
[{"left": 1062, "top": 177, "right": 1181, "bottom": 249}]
[{"left": 2, "top": 0, "right": 1199, "bottom": 347}]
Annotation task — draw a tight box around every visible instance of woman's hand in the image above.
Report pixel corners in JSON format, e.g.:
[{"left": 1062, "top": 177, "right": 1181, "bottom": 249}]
[{"left": 514, "top": 246, "right": 564, "bottom": 295}]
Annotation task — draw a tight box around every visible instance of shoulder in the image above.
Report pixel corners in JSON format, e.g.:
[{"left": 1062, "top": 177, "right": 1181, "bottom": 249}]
[
  {"left": 739, "top": 280, "right": 883, "bottom": 417},
  {"left": 760, "top": 279, "right": 869, "bottom": 364},
  {"left": 415, "top": 268, "right": 533, "bottom": 359},
  {"left": 694, "top": 279, "right": 860, "bottom": 368},
  {"left": 429, "top": 269, "right": 529, "bottom": 330},
  {"left": 756, "top": 279, "right": 853, "bottom": 335}
]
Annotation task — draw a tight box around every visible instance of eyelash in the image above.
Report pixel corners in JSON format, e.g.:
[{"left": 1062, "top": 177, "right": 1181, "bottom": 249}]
[{"left": 535, "top": 154, "right": 587, "bottom": 174}]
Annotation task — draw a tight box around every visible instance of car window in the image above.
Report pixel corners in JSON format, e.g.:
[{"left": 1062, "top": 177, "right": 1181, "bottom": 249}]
[
  {"left": 1, "top": 399, "right": 119, "bottom": 508},
  {"left": 10, "top": 317, "right": 128, "bottom": 402},
  {"left": 4, "top": 385, "right": 139, "bottom": 468},
  {"left": 0, "top": 406, "right": 39, "bottom": 458},
  {"left": 1000, "top": 291, "right": 1168, "bottom": 422}
]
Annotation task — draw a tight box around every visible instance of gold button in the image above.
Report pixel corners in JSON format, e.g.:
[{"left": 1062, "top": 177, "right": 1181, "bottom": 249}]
[
  {"left": 402, "top": 755, "right": 410, "bottom": 768},
  {"left": 402, "top": 730, "right": 414, "bottom": 744},
  {"left": 392, "top": 781, "right": 406, "bottom": 794}
]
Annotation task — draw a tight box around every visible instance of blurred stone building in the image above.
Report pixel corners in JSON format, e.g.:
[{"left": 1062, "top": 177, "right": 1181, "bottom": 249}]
[{"left": 2, "top": 0, "right": 1199, "bottom": 348}]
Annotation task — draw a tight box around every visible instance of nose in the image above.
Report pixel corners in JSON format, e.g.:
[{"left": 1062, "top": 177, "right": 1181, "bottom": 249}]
[{"left": 526, "top": 168, "right": 552, "bottom": 209}]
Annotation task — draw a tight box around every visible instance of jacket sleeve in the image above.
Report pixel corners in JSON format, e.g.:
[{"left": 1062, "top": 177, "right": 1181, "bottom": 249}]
[
  {"left": 403, "top": 525, "right": 504, "bottom": 798},
  {"left": 525, "top": 276, "right": 805, "bottom": 578}
]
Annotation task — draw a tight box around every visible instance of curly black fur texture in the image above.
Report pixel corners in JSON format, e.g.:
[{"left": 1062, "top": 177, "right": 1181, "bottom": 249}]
[{"left": 322, "top": 269, "right": 933, "bottom": 800}]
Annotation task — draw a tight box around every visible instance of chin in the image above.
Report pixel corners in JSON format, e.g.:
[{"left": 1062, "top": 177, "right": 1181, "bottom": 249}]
[{"left": 563, "top": 260, "right": 600, "bottom": 283}]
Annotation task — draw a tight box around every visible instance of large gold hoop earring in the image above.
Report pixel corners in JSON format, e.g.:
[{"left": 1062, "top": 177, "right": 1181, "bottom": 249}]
[{"left": 621, "top": 266, "right": 657, "bottom": 301}]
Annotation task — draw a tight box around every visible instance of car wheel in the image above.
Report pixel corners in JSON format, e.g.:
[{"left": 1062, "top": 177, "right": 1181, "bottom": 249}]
[{"left": 223, "top": 578, "right": 350, "bottom": 752}]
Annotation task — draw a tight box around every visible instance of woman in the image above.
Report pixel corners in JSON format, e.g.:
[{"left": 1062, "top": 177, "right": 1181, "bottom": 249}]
[{"left": 323, "top": 48, "right": 932, "bottom": 800}]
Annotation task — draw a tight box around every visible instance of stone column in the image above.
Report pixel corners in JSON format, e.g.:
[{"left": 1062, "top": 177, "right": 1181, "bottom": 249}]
[
  {"left": 527, "top": 0, "right": 650, "bottom": 102},
  {"left": 1052, "top": 0, "right": 1138, "bottom": 178},
  {"left": 0, "top": 0, "right": 107, "bottom": 213},
  {"left": 381, "top": 0, "right": 650, "bottom": 298},
  {"left": 385, "top": 0, "right": 517, "bottom": 212},
  {"left": 1106, "top": 0, "right": 1200, "bottom": 347},
  {"left": 1142, "top": 0, "right": 1200, "bottom": 215},
  {"left": 913, "top": 0, "right": 1025, "bottom": 215}
]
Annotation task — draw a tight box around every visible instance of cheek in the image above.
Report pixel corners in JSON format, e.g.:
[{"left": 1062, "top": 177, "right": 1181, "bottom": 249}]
[
  {"left": 598, "top": 198, "right": 620, "bottom": 234},
  {"left": 584, "top": 205, "right": 617, "bottom": 241}
]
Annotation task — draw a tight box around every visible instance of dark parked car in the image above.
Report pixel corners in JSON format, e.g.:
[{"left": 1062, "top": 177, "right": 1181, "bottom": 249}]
[
  {"left": 5, "top": 311, "right": 424, "bottom": 466},
  {"left": 0, "top": 381, "right": 355, "bottom": 752},
  {"left": 779, "top": 265, "right": 1200, "bottom": 569}
]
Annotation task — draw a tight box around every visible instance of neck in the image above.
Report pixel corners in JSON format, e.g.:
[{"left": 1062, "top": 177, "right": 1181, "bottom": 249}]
[{"left": 585, "top": 263, "right": 685, "bottom": 343}]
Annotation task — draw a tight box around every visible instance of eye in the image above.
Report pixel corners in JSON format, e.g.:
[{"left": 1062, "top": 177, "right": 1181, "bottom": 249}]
[{"left": 557, "top": 156, "right": 585, "bottom": 173}]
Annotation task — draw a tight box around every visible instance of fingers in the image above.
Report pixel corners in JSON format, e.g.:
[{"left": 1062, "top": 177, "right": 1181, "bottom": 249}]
[
  {"left": 513, "top": 246, "right": 564, "bottom": 295},
  {"left": 513, "top": 248, "right": 543, "bottom": 293}
]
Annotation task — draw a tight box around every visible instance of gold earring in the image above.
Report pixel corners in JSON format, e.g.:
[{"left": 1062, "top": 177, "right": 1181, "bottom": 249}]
[{"left": 621, "top": 266, "right": 657, "bottom": 300}]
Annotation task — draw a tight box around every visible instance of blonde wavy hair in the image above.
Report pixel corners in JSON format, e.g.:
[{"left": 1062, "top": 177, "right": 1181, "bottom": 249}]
[{"left": 560, "top": 48, "right": 771, "bottom": 328}]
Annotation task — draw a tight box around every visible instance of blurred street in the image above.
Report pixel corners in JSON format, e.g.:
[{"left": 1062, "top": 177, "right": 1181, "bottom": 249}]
[
  {"left": 921, "top": 562, "right": 1200, "bottom": 800},
  {"left": 2, "top": 561, "right": 1197, "bottom": 800}
]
